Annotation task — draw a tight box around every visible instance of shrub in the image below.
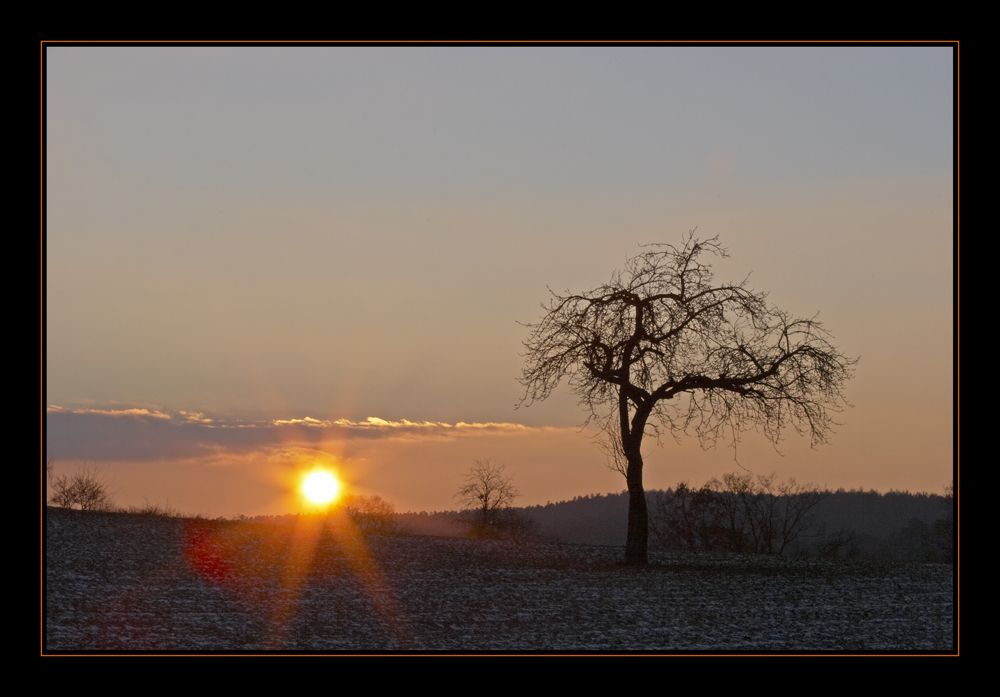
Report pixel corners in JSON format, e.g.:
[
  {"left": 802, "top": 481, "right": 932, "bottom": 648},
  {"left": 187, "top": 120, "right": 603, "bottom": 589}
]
[
  {"left": 342, "top": 494, "right": 402, "bottom": 535},
  {"left": 49, "top": 464, "right": 117, "bottom": 511},
  {"left": 651, "top": 473, "right": 826, "bottom": 555},
  {"left": 458, "top": 507, "right": 540, "bottom": 542},
  {"left": 119, "top": 499, "right": 183, "bottom": 517}
]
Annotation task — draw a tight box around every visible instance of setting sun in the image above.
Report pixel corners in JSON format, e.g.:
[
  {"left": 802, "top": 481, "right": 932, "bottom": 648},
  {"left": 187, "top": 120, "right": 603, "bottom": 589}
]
[{"left": 303, "top": 471, "right": 339, "bottom": 504}]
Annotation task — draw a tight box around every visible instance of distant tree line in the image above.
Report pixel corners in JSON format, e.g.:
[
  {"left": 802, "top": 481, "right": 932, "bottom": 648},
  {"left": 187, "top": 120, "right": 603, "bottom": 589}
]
[
  {"left": 237, "top": 495, "right": 405, "bottom": 536},
  {"left": 46, "top": 459, "right": 953, "bottom": 562},
  {"left": 651, "top": 475, "right": 953, "bottom": 562},
  {"left": 508, "top": 483, "right": 954, "bottom": 562}
]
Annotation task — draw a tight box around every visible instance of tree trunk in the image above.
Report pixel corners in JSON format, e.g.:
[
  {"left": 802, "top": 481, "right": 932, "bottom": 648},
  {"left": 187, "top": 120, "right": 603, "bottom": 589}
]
[
  {"left": 623, "top": 451, "right": 648, "bottom": 565},
  {"left": 620, "top": 391, "right": 651, "bottom": 565}
]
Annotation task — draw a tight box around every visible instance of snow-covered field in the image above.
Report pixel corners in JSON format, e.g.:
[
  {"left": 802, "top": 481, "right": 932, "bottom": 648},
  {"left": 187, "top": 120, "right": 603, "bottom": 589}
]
[{"left": 44, "top": 507, "right": 955, "bottom": 653}]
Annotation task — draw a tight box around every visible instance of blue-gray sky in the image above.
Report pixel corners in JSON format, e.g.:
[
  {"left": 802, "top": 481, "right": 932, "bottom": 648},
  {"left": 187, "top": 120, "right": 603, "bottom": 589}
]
[{"left": 46, "top": 46, "right": 954, "bottom": 517}]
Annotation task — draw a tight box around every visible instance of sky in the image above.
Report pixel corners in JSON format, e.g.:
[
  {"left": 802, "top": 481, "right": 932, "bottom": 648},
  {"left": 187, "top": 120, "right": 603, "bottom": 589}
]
[{"left": 45, "top": 45, "right": 955, "bottom": 518}]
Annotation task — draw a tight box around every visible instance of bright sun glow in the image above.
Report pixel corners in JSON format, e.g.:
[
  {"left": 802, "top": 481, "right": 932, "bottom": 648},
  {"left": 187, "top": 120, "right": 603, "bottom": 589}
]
[{"left": 303, "top": 471, "right": 339, "bottom": 504}]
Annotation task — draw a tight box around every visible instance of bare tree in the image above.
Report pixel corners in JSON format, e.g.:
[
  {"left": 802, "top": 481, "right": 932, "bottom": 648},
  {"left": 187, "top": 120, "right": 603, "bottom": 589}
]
[
  {"left": 707, "top": 472, "right": 827, "bottom": 554},
  {"left": 519, "top": 232, "right": 856, "bottom": 564},
  {"left": 342, "top": 494, "right": 401, "bottom": 535},
  {"left": 652, "top": 473, "right": 826, "bottom": 555},
  {"left": 773, "top": 476, "right": 828, "bottom": 554},
  {"left": 49, "top": 464, "right": 117, "bottom": 511},
  {"left": 454, "top": 459, "right": 520, "bottom": 538}
]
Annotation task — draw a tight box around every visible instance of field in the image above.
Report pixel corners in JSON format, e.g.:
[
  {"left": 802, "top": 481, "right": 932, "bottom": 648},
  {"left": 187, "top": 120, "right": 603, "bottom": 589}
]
[{"left": 44, "top": 507, "right": 955, "bottom": 653}]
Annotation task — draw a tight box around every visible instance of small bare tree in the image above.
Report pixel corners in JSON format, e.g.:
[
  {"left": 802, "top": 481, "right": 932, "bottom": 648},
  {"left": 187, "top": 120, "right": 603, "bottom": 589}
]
[
  {"left": 49, "top": 464, "right": 117, "bottom": 511},
  {"left": 455, "top": 460, "right": 520, "bottom": 538},
  {"left": 342, "top": 494, "right": 400, "bottom": 535}
]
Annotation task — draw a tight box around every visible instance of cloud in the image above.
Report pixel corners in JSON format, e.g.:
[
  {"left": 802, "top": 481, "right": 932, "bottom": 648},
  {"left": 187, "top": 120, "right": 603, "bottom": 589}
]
[
  {"left": 45, "top": 405, "right": 564, "bottom": 463},
  {"left": 46, "top": 405, "right": 172, "bottom": 419},
  {"left": 327, "top": 416, "right": 542, "bottom": 440},
  {"left": 173, "top": 443, "right": 342, "bottom": 470},
  {"left": 272, "top": 416, "right": 330, "bottom": 427},
  {"left": 179, "top": 411, "right": 214, "bottom": 424}
]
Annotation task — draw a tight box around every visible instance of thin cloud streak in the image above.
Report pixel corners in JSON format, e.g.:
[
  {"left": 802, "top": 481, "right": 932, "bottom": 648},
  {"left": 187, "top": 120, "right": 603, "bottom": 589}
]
[
  {"left": 46, "top": 405, "right": 172, "bottom": 419},
  {"left": 329, "top": 416, "right": 549, "bottom": 438}
]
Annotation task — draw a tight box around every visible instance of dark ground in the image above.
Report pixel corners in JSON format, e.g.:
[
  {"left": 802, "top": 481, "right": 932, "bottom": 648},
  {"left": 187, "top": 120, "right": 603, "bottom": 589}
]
[{"left": 44, "top": 507, "right": 956, "bottom": 653}]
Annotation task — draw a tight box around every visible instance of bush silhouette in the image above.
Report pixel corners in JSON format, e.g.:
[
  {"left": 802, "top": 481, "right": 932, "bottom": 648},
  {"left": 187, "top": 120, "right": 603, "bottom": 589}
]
[{"left": 49, "top": 464, "right": 117, "bottom": 511}]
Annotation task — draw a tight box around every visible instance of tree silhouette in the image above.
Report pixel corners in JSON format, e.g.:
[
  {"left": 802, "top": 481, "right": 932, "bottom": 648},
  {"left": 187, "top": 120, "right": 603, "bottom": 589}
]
[
  {"left": 49, "top": 464, "right": 117, "bottom": 511},
  {"left": 342, "top": 494, "right": 400, "bottom": 535},
  {"left": 455, "top": 459, "right": 520, "bottom": 538},
  {"left": 519, "top": 232, "right": 856, "bottom": 564}
]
